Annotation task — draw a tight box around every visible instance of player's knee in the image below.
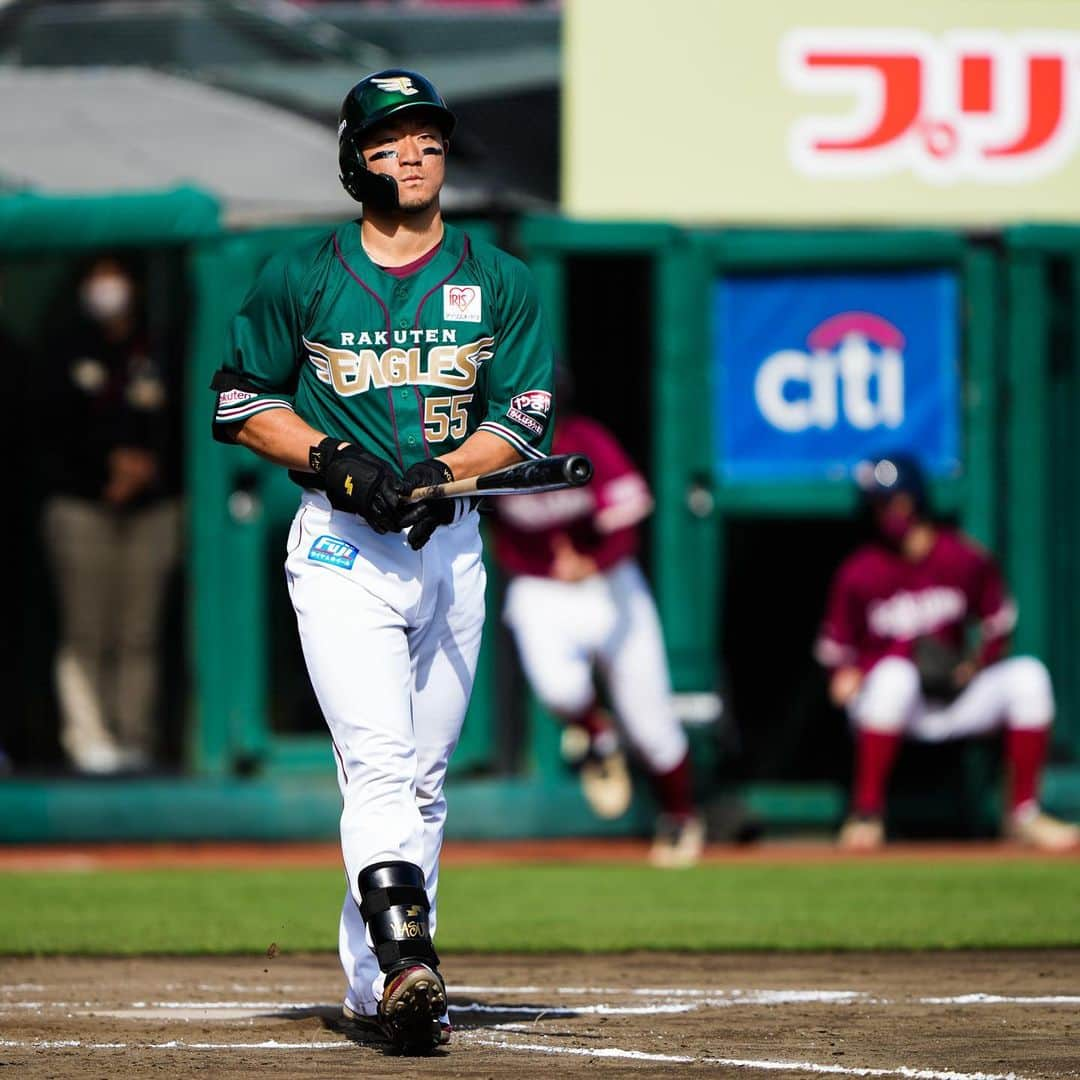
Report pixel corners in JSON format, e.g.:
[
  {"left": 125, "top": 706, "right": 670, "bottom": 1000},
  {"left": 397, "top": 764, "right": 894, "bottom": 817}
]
[
  {"left": 629, "top": 724, "right": 688, "bottom": 774},
  {"left": 533, "top": 673, "right": 594, "bottom": 716},
  {"left": 853, "top": 656, "right": 920, "bottom": 734},
  {"left": 356, "top": 860, "right": 439, "bottom": 975},
  {"left": 1002, "top": 656, "right": 1055, "bottom": 730}
]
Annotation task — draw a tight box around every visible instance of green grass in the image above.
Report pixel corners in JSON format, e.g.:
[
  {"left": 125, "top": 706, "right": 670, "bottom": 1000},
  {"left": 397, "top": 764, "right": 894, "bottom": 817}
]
[{"left": 5, "top": 860, "right": 1079, "bottom": 955}]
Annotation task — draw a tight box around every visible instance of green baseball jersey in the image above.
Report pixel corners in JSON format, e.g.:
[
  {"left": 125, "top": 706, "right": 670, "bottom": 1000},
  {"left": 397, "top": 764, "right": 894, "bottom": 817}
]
[{"left": 212, "top": 221, "right": 554, "bottom": 470}]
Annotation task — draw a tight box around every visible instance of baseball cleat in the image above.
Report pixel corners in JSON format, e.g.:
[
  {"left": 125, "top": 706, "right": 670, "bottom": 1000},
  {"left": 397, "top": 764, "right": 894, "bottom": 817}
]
[
  {"left": 377, "top": 964, "right": 447, "bottom": 1054},
  {"left": 559, "top": 723, "right": 591, "bottom": 767},
  {"left": 341, "top": 1002, "right": 390, "bottom": 1042},
  {"left": 1004, "top": 808, "right": 1080, "bottom": 851},
  {"left": 649, "top": 812, "right": 705, "bottom": 869},
  {"left": 581, "top": 748, "right": 632, "bottom": 819},
  {"left": 838, "top": 814, "right": 885, "bottom": 851},
  {"left": 562, "top": 723, "right": 632, "bottom": 820},
  {"left": 342, "top": 1001, "right": 451, "bottom": 1046}
]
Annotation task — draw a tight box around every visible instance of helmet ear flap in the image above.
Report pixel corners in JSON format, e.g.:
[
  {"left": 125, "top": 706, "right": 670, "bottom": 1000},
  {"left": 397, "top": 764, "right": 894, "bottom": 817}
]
[{"left": 338, "top": 135, "right": 399, "bottom": 210}]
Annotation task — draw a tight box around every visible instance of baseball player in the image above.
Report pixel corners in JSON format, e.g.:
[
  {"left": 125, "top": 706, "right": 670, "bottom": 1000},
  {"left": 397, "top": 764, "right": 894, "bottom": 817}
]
[
  {"left": 210, "top": 70, "right": 554, "bottom": 1053},
  {"left": 489, "top": 379, "right": 704, "bottom": 868},
  {"left": 816, "top": 454, "right": 1079, "bottom": 851}
]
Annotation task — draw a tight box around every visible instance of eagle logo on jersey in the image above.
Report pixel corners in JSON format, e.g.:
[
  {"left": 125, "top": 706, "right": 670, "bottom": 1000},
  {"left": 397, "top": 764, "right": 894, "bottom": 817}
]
[
  {"left": 372, "top": 76, "right": 419, "bottom": 96},
  {"left": 304, "top": 335, "right": 493, "bottom": 396}
]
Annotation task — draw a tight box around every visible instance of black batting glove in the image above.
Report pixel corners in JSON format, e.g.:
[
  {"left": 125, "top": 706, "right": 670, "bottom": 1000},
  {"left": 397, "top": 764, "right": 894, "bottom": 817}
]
[
  {"left": 314, "top": 439, "right": 403, "bottom": 534},
  {"left": 398, "top": 459, "right": 455, "bottom": 550}
]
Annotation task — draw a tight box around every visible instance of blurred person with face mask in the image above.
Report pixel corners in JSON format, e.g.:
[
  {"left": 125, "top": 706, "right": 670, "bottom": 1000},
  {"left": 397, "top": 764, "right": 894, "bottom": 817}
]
[{"left": 34, "top": 254, "right": 183, "bottom": 774}]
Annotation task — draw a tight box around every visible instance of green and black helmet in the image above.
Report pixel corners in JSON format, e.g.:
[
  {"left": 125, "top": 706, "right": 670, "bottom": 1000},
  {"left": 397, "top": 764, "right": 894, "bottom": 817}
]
[{"left": 338, "top": 69, "right": 456, "bottom": 208}]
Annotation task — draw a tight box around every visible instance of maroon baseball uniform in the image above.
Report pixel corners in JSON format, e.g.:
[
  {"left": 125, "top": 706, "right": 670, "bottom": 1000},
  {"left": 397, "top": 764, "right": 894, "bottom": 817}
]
[
  {"left": 491, "top": 413, "right": 699, "bottom": 850},
  {"left": 815, "top": 528, "right": 1016, "bottom": 674},
  {"left": 490, "top": 414, "right": 653, "bottom": 577}
]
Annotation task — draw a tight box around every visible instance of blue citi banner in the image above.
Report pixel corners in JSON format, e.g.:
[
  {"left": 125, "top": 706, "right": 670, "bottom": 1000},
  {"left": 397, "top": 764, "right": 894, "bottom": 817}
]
[{"left": 713, "top": 270, "right": 960, "bottom": 482}]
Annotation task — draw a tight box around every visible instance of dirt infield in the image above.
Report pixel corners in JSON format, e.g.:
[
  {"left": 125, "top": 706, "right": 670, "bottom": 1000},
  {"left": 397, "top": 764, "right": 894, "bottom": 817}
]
[{"left": 1, "top": 950, "right": 1077, "bottom": 1078}]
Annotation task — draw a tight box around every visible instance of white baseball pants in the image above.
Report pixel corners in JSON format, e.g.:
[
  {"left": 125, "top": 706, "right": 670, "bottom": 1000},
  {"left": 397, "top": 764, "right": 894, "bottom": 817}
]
[
  {"left": 285, "top": 491, "right": 486, "bottom": 1015},
  {"left": 851, "top": 655, "right": 1054, "bottom": 739},
  {"left": 503, "top": 557, "right": 688, "bottom": 773}
]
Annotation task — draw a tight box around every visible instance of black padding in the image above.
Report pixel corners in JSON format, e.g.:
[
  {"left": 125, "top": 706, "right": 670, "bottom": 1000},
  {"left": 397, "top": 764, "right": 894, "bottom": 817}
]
[
  {"left": 209, "top": 368, "right": 263, "bottom": 393},
  {"left": 357, "top": 861, "right": 439, "bottom": 973}
]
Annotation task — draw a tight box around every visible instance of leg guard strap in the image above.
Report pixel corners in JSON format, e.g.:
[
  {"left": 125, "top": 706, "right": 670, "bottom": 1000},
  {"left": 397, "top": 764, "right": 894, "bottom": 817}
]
[{"left": 357, "top": 860, "right": 440, "bottom": 973}]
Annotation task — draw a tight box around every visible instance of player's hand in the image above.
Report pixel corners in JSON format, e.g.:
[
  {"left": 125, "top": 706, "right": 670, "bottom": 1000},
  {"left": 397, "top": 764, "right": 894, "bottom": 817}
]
[
  {"left": 952, "top": 659, "right": 977, "bottom": 691},
  {"left": 103, "top": 447, "right": 157, "bottom": 506},
  {"left": 912, "top": 635, "right": 966, "bottom": 703},
  {"left": 397, "top": 459, "right": 455, "bottom": 550},
  {"left": 321, "top": 444, "right": 403, "bottom": 533},
  {"left": 829, "top": 665, "right": 863, "bottom": 708},
  {"left": 550, "top": 533, "right": 598, "bottom": 583}
]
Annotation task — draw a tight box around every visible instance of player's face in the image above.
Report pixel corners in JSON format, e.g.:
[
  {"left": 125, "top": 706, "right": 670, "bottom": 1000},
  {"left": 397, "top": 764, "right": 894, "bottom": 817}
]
[
  {"left": 872, "top": 493, "right": 917, "bottom": 545},
  {"left": 361, "top": 114, "right": 448, "bottom": 213}
]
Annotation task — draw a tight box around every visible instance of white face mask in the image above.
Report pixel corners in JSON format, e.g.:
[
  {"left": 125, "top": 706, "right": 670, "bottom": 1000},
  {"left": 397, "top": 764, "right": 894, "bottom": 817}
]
[{"left": 80, "top": 273, "right": 133, "bottom": 321}]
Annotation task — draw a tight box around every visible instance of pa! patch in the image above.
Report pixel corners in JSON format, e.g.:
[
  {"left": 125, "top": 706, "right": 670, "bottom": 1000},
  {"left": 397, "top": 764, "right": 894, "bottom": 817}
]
[
  {"left": 507, "top": 388, "right": 551, "bottom": 435},
  {"left": 308, "top": 535, "right": 359, "bottom": 569},
  {"left": 443, "top": 284, "right": 482, "bottom": 322}
]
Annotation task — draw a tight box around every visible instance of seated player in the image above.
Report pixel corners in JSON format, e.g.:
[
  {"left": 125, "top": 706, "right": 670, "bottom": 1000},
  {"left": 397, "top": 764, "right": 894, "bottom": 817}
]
[
  {"left": 488, "top": 378, "right": 705, "bottom": 868},
  {"left": 816, "top": 454, "right": 1079, "bottom": 851}
]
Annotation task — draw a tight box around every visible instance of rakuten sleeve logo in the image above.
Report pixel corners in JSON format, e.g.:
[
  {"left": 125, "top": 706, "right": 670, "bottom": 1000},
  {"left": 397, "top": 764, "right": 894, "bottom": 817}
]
[
  {"left": 782, "top": 29, "right": 1080, "bottom": 183},
  {"left": 754, "top": 312, "right": 904, "bottom": 433}
]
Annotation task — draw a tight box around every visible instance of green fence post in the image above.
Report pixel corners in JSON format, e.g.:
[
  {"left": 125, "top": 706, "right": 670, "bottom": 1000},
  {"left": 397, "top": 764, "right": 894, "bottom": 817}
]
[
  {"left": 526, "top": 251, "right": 567, "bottom": 355},
  {"left": 1058, "top": 256, "right": 1080, "bottom": 757},
  {"left": 186, "top": 237, "right": 274, "bottom": 773},
  {"left": 185, "top": 240, "right": 236, "bottom": 774},
  {"left": 512, "top": 246, "right": 566, "bottom": 781},
  {"left": 653, "top": 239, "right": 719, "bottom": 692},
  {"left": 1004, "top": 252, "right": 1051, "bottom": 663},
  {"left": 961, "top": 246, "right": 1000, "bottom": 549}
]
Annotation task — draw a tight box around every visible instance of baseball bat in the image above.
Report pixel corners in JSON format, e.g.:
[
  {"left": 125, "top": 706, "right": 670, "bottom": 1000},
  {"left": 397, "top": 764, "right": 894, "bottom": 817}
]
[{"left": 406, "top": 453, "right": 593, "bottom": 501}]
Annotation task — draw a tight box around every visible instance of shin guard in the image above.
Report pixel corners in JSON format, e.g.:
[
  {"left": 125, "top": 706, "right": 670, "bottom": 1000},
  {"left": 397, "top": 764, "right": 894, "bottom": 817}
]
[{"left": 357, "top": 860, "right": 440, "bottom": 975}]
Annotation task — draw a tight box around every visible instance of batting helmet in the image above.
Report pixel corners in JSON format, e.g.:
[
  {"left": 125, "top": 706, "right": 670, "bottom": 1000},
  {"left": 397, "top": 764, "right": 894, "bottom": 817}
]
[
  {"left": 338, "top": 69, "right": 456, "bottom": 209},
  {"left": 854, "top": 453, "right": 930, "bottom": 514}
]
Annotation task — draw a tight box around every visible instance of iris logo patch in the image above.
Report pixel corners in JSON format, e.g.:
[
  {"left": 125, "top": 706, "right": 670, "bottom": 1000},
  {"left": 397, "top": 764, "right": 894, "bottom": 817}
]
[
  {"left": 443, "top": 284, "right": 482, "bottom": 322},
  {"left": 308, "top": 535, "right": 360, "bottom": 569}
]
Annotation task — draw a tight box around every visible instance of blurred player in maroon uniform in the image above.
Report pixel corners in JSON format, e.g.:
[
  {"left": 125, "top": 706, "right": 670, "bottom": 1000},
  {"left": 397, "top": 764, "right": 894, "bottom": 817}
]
[
  {"left": 489, "top": 379, "right": 704, "bottom": 867},
  {"left": 817, "top": 454, "right": 1079, "bottom": 851}
]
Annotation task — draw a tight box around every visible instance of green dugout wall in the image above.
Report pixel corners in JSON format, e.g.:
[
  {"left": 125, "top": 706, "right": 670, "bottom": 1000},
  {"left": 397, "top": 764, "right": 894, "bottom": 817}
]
[
  {"left": 517, "top": 214, "right": 1080, "bottom": 832},
  {"left": 1002, "top": 227, "right": 1080, "bottom": 764},
  {"left": 518, "top": 217, "right": 999, "bottom": 687},
  {"left": 4, "top": 190, "right": 1079, "bottom": 840}
]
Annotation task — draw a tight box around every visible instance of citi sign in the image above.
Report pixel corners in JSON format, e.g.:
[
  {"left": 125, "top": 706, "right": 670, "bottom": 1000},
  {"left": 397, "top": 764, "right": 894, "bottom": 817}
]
[
  {"left": 754, "top": 312, "right": 903, "bottom": 433},
  {"left": 783, "top": 29, "right": 1080, "bottom": 182}
]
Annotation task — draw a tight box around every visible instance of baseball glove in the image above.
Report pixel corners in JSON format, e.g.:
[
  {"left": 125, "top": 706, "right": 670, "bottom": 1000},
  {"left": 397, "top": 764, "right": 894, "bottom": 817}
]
[{"left": 912, "top": 636, "right": 965, "bottom": 703}]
